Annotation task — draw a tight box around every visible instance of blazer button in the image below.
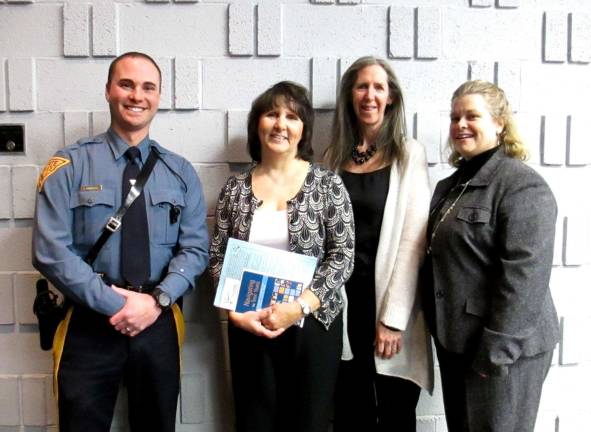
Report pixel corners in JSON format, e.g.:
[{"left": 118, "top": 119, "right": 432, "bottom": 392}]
[
  {"left": 469, "top": 211, "right": 478, "bottom": 222},
  {"left": 435, "top": 290, "right": 444, "bottom": 299}
]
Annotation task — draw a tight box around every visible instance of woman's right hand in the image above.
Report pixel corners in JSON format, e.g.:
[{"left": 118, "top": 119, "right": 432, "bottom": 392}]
[
  {"left": 229, "top": 310, "right": 285, "bottom": 339},
  {"left": 375, "top": 322, "right": 403, "bottom": 359}
]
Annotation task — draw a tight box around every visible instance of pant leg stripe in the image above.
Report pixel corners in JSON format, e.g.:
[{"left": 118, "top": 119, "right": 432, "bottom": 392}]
[
  {"left": 52, "top": 306, "right": 73, "bottom": 399},
  {"left": 171, "top": 304, "right": 185, "bottom": 370}
]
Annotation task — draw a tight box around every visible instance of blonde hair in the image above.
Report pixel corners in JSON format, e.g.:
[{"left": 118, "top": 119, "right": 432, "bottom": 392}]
[
  {"left": 448, "top": 80, "right": 528, "bottom": 167},
  {"left": 324, "top": 56, "right": 407, "bottom": 170}
]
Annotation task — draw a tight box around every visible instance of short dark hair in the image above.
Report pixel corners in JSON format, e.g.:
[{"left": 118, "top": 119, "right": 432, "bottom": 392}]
[
  {"left": 106, "top": 51, "right": 162, "bottom": 92},
  {"left": 247, "top": 81, "right": 314, "bottom": 163}
]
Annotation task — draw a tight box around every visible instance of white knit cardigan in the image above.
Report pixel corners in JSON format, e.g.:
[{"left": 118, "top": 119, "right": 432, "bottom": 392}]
[{"left": 341, "top": 138, "right": 434, "bottom": 393}]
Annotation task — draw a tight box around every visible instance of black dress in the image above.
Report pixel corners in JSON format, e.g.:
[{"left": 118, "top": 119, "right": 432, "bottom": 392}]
[
  {"left": 340, "top": 166, "right": 390, "bottom": 357},
  {"left": 335, "top": 166, "right": 421, "bottom": 432}
]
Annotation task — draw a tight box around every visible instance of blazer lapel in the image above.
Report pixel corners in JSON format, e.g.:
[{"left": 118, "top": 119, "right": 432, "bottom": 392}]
[
  {"left": 430, "top": 173, "right": 459, "bottom": 214},
  {"left": 469, "top": 148, "right": 505, "bottom": 187}
]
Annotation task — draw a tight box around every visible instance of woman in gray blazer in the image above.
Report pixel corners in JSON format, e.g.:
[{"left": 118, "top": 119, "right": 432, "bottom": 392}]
[{"left": 420, "top": 80, "right": 559, "bottom": 432}]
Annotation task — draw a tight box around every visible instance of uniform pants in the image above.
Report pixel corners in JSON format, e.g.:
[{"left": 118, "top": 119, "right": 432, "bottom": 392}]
[
  {"left": 56, "top": 305, "right": 181, "bottom": 432},
  {"left": 435, "top": 342, "right": 553, "bottom": 432},
  {"left": 228, "top": 314, "right": 342, "bottom": 432}
]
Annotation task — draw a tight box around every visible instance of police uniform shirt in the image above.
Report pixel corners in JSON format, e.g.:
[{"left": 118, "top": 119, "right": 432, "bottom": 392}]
[{"left": 33, "top": 129, "right": 209, "bottom": 316}]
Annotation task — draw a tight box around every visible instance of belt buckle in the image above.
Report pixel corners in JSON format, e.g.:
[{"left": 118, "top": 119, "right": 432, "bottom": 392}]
[
  {"left": 106, "top": 217, "right": 122, "bottom": 232},
  {"left": 124, "top": 284, "right": 142, "bottom": 293}
]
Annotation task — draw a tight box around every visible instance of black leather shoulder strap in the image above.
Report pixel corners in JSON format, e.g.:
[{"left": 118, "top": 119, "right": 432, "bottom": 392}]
[{"left": 85, "top": 147, "right": 159, "bottom": 265}]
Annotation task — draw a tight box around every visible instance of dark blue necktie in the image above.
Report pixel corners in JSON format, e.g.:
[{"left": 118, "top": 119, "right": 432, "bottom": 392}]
[{"left": 121, "top": 146, "right": 150, "bottom": 286}]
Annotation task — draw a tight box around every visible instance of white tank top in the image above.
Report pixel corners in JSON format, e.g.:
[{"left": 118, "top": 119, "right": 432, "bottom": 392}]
[{"left": 248, "top": 208, "right": 289, "bottom": 251}]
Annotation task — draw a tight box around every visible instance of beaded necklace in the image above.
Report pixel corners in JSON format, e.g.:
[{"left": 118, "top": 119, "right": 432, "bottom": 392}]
[{"left": 351, "top": 142, "right": 377, "bottom": 165}]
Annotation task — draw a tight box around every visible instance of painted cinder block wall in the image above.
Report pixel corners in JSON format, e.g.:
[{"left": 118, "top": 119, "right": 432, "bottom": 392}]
[{"left": 1, "top": 0, "right": 590, "bottom": 431}]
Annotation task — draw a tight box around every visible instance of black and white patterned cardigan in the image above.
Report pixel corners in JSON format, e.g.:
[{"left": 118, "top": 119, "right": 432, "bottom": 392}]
[{"left": 208, "top": 163, "right": 355, "bottom": 329}]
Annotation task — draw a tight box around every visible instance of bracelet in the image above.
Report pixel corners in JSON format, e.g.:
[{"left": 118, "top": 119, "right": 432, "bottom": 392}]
[{"left": 381, "top": 322, "right": 401, "bottom": 332}]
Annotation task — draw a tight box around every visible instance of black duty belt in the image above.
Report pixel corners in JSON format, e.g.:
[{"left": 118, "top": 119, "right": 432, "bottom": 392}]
[{"left": 100, "top": 275, "right": 159, "bottom": 293}]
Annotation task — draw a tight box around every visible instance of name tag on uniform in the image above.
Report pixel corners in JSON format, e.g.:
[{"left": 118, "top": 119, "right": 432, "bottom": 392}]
[{"left": 80, "top": 185, "right": 103, "bottom": 192}]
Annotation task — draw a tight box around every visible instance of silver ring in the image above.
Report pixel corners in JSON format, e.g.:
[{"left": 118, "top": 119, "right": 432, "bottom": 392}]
[{"left": 125, "top": 327, "right": 131, "bottom": 332}]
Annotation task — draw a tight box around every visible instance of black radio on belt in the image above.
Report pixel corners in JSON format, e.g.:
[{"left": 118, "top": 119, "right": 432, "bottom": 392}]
[{"left": 170, "top": 206, "right": 181, "bottom": 224}]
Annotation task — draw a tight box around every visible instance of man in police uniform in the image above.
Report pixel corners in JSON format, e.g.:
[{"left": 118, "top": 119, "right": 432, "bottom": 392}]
[{"left": 32, "top": 52, "right": 209, "bottom": 431}]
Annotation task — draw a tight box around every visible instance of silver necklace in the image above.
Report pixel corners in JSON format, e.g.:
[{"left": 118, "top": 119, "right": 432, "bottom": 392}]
[{"left": 427, "top": 180, "right": 472, "bottom": 255}]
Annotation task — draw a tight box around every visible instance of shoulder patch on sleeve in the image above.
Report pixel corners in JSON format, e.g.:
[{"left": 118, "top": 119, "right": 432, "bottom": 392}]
[{"left": 37, "top": 156, "right": 70, "bottom": 192}]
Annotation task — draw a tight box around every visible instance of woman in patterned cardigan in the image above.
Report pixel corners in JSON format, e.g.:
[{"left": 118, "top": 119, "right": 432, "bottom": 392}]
[{"left": 209, "top": 81, "right": 355, "bottom": 432}]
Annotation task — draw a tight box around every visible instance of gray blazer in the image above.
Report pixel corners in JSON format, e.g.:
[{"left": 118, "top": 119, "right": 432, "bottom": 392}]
[{"left": 422, "top": 150, "right": 559, "bottom": 376}]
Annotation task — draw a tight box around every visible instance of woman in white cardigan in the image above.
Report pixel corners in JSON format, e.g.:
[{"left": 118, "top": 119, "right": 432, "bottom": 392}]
[{"left": 324, "top": 56, "right": 434, "bottom": 431}]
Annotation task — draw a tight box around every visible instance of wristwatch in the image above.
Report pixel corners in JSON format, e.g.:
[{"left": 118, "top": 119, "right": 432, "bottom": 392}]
[
  {"left": 151, "top": 288, "right": 172, "bottom": 310},
  {"left": 296, "top": 298, "right": 312, "bottom": 317}
]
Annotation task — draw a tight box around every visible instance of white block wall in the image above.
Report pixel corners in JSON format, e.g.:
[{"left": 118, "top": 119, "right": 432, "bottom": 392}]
[{"left": 1, "top": 1, "right": 590, "bottom": 431}]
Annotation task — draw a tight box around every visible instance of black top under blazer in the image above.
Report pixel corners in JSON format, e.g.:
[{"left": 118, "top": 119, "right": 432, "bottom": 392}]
[{"left": 421, "top": 149, "right": 560, "bottom": 376}]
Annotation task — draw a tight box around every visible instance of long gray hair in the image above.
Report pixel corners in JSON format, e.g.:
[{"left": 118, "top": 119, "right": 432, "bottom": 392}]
[{"left": 324, "top": 56, "right": 408, "bottom": 170}]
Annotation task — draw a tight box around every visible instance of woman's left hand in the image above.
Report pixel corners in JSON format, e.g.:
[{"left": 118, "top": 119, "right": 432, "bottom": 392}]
[
  {"left": 375, "top": 322, "right": 403, "bottom": 359},
  {"left": 261, "top": 302, "right": 303, "bottom": 331}
]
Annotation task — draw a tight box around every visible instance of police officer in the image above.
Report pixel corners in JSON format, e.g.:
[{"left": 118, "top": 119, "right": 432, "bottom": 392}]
[{"left": 32, "top": 52, "right": 209, "bottom": 432}]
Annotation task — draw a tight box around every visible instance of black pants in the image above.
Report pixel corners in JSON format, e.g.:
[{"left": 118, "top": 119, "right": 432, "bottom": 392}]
[
  {"left": 228, "top": 314, "right": 343, "bottom": 432},
  {"left": 436, "top": 341, "right": 553, "bottom": 432},
  {"left": 56, "top": 306, "right": 180, "bottom": 432},
  {"left": 334, "top": 356, "right": 421, "bottom": 432},
  {"left": 334, "top": 271, "right": 421, "bottom": 432}
]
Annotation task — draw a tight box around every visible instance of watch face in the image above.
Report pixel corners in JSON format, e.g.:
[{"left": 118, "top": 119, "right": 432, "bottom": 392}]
[
  {"left": 156, "top": 291, "right": 171, "bottom": 308},
  {"left": 297, "top": 299, "right": 311, "bottom": 316},
  {"left": 159, "top": 293, "right": 171, "bottom": 307}
]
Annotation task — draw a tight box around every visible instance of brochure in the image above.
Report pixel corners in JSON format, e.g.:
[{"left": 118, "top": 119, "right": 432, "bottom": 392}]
[
  {"left": 235, "top": 270, "right": 304, "bottom": 313},
  {"left": 214, "top": 238, "right": 318, "bottom": 312}
]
